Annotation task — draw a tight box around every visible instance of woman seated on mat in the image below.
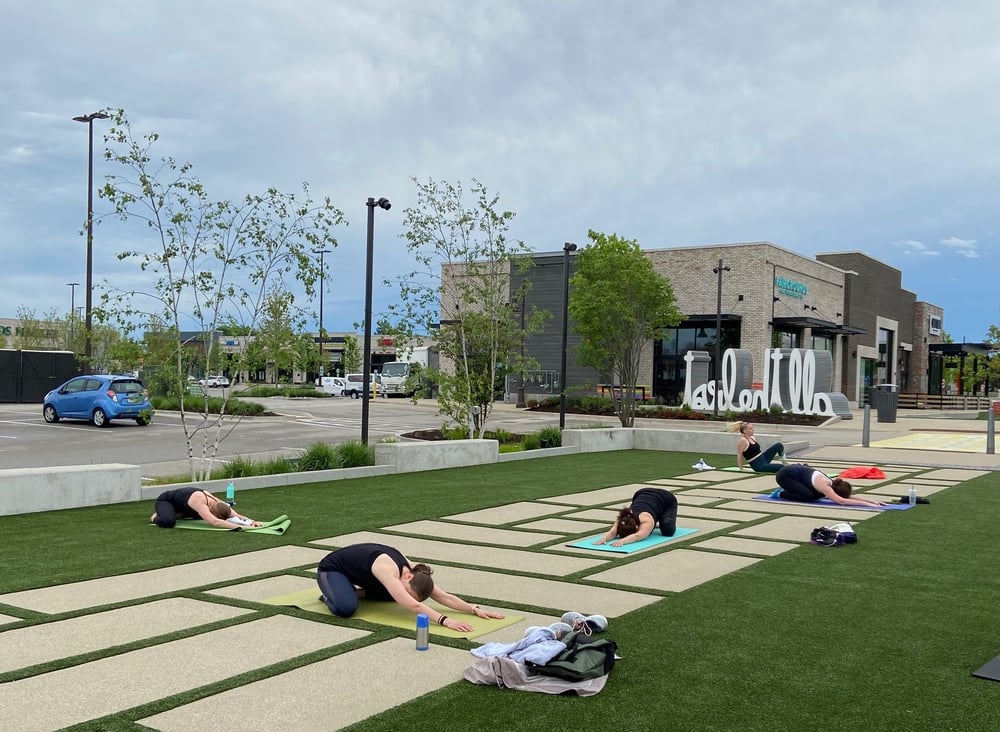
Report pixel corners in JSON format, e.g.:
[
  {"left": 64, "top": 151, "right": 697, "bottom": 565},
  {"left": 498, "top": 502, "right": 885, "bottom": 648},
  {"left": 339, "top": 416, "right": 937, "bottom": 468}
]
[
  {"left": 774, "top": 464, "right": 885, "bottom": 507},
  {"left": 731, "top": 421, "right": 786, "bottom": 473},
  {"left": 594, "top": 487, "right": 678, "bottom": 548},
  {"left": 316, "top": 542, "right": 505, "bottom": 632},
  {"left": 150, "top": 487, "right": 261, "bottom": 529}
]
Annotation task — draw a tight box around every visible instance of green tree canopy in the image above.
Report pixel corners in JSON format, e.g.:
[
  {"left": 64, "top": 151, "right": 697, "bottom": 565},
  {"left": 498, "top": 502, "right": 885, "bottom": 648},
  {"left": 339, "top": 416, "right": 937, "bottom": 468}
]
[{"left": 569, "top": 230, "right": 683, "bottom": 426}]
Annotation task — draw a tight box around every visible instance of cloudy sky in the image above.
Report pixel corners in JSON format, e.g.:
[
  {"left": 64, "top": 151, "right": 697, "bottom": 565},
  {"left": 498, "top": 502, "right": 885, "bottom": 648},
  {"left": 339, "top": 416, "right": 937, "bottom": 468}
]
[{"left": 2, "top": 1, "right": 998, "bottom": 342}]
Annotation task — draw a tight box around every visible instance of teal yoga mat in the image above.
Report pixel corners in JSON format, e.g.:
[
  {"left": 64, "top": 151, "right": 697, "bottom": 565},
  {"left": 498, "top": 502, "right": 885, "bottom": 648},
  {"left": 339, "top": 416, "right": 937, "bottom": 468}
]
[
  {"left": 567, "top": 527, "right": 699, "bottom": 553},
  {"left": 169, "top": 514, "right": 291, "bottom": 533}
]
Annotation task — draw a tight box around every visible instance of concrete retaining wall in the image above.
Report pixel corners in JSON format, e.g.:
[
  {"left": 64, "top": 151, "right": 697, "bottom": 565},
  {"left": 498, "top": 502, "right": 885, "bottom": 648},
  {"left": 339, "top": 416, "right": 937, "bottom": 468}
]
[
  {"left": 0, "top": 464, "right": 141, "bottom": 517},
  {"left": 374, "top": 438, "right": 499, "bottom": 473},
  {"left": 1, "top": 428, "right": 808, "bottom": 516}
]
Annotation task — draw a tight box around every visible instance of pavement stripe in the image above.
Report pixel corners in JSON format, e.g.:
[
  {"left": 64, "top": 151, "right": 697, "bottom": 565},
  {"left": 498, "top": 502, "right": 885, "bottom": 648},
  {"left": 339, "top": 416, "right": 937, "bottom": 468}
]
[
  {"left": 442, "top": 501, "right": 569, "bottom": 524},
  {"left": 0, "top": 546, "right": 329, "bottom": 614},
  {"left": 139, "top": 638, "right": 470, "bottom": 732},
  {"left": 382, "top": 519, "right": 560, "bottom": 546},
  {"left": 588, "top": 548, "right": 762, "bottom": 593},
  {"left": 0, "top": 598, "right": 254, "bottom": 674},
  {"left": 0, "top": 615, "right": 367, "bottom": 732},
  {"left": 312, "top": 531, "right": 608, "bottom": 576}
]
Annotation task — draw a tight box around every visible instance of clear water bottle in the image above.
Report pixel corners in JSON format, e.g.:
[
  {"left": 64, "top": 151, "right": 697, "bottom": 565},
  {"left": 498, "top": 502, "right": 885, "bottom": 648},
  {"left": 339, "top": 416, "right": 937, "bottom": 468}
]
[
  {"left": 415, "top": 613, "right": 429, "bottom": 651},
  {"left": 908, "top": 486, "right": 917, "bottom": 505},
  {"left": 226, "top": 481, "right": 235, "bottom": 506}
]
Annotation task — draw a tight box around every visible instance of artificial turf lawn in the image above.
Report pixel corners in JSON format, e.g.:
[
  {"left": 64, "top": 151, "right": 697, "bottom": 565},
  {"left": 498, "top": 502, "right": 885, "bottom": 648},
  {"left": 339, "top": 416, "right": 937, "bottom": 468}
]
[{"left": 1, "top": 451, "right": 998, "bottom": 731}]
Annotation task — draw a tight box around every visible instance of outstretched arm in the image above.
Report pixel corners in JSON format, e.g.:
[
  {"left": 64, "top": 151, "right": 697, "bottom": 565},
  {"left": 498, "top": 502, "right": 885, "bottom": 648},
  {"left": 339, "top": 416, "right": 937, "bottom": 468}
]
[
  {"left": 610, "top": 516, "right": 655, "bottom": 547},
  {"left": 594, "top": 519, "right": 620, "bottom": 545}
]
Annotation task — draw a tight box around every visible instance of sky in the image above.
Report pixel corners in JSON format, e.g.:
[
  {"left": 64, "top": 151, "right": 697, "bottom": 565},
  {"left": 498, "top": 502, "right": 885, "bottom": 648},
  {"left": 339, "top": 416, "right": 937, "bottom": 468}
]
[{"left": 2, "top": 1, "right": 999, "bottom": 343}]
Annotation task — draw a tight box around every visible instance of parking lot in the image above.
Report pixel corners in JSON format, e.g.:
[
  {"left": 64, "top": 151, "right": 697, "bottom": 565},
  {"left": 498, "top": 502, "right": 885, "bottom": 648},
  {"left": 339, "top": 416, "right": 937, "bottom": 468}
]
[{"left": 0, "top": 395, "right": 566, "bottom": 479}]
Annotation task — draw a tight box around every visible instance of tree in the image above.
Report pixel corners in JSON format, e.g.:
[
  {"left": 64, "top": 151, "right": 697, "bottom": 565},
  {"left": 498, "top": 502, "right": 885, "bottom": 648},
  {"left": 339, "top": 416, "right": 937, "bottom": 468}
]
[
  {"left": 387, "top": 178, "right": 537, "bottom": 437},
  {"left": 254, "top": 289, "right": 300, "bottom": 383},
  {"left": 98, "top": 108, "right": 345, "bottom": 480},
  {"left": 13, "top": 306, "right": 63, "bottom": 350},
  {"left": 569, "top": 230, "right": 683, "bottom": 427},
  {"left": 340, "top": 336, "right": 361, "bottom": 374}
]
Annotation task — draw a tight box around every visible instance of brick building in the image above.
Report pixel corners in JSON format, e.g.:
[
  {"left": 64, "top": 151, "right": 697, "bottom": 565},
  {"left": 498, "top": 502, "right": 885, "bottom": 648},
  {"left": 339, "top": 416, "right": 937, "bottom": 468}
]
[{"left": 506, "top": 241, "right": 948, "bottom": 406}]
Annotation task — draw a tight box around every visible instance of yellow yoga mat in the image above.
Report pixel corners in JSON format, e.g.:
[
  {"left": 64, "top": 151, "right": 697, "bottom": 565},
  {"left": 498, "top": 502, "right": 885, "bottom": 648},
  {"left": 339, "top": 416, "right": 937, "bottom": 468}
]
[{"left": 262, "top": 588, "right": 523, "bottom": 640}]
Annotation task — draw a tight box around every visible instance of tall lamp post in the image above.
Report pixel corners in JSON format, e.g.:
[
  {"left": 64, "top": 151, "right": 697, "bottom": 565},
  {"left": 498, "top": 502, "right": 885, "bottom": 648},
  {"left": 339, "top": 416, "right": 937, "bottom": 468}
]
[
  {"left": 361, "top": 196, "right": 391, "bottom": 445},
  {"left": 313, "top": 248, "right": 331, "bottom": 381},
  {"left": 72, "top": 111, "right": 110, "bottom": 365},
  {"left": 713, "top": 258, "right": 731, "bottom": 417},
  {"left": 515, "top": 292, "right": 527, "bottom": 409},
  {"left": 66, "top": 282, "right": 79, "bottom": 349},
  {"left": 559, "top": 242, "right": 578, "bottom": 429}
]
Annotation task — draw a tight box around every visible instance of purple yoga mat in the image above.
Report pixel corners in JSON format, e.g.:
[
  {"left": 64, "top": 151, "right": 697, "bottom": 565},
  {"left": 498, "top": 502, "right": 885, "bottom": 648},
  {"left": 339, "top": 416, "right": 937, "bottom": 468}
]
[{"left": 751, "top": 495, "right": 914, "bottom": 511}]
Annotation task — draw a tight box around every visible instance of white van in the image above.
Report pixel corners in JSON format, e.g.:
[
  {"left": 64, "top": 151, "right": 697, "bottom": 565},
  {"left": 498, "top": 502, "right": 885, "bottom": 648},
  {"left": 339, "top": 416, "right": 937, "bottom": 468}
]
[{"left": 344, "top": 373, "right": 379, "bottom": 399}]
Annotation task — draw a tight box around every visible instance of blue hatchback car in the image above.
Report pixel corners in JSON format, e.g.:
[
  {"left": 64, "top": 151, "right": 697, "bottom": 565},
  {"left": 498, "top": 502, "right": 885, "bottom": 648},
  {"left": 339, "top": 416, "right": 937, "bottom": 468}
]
[{"left": 43, "top": 375, "right": 153, "bottom": 427}]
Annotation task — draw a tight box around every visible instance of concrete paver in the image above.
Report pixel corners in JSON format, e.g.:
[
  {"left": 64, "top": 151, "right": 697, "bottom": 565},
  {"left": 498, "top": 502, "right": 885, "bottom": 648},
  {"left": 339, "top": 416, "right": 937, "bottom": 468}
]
[
  {"left": 0, "top": 546, "right": 329, "bottom": 614},
  {"left": 442, "top": 501, "right": 568, "bottom": 524},
  {"left": 588, "top": 548, "right": 762, "bottom": 592},
  {"left": 0, "top": 615, "right": 367, "bottom": 732},
  {"left": 0, "top": 598, "right": 254, "bottom": 674},
  {"left": 139, "top": 638, "right": 471, "bottom": 732},
  {"left": 382, "top": 519, "right": 560, "bottom": 546},
  {"left": 313, "top": 530, "right": 608, "bottom": 575},
  {"left": 692, "top": 536, "right": 799, "bottom": 556}
]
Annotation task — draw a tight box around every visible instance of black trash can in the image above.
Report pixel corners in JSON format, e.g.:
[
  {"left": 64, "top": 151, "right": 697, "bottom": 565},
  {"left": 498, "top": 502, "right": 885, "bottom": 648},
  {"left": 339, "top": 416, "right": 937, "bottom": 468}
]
[{"left": 871, "top": 384, "right": 898, "bottom": 423}]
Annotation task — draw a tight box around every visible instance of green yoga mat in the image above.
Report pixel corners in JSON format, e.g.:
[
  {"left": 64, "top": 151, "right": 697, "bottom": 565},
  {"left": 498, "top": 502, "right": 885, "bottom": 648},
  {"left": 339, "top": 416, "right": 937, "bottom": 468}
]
[
  {"left": 169, "top": 514, "right": 291, "bottom": 534},
  {"left": 263, "top": 588, "right": 523, "bottom": 640}
]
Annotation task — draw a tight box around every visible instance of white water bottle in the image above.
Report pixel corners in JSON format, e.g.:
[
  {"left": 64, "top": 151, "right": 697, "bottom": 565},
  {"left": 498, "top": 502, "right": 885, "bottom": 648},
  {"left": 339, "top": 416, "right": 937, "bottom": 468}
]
[
  {"left": 415, "top": 613, "right": 429, "bottom": 651},
  {"left": 226, "top": 480, "right": 235, "bottom": 506},
  {"left": 908, "top": 486, "right": 917, "bottom": 505}
]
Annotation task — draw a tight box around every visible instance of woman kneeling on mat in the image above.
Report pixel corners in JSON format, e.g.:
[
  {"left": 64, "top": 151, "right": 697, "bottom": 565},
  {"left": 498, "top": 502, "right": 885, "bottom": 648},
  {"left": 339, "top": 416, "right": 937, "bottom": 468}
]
[
  {"left": 594, "top": 487, "right": 678, "bottom": 548},
  {"left": 774, "top": 464, "right": 885, "bottom": 507},
  {"left": 731, "top": 421, "right": 786, "bottom": 473},
  {"left": 150, "top": 487, "right": 260, "bottom": 529},
  {"left": 316, "top": 542, "right": 505, "bottom": 632}
]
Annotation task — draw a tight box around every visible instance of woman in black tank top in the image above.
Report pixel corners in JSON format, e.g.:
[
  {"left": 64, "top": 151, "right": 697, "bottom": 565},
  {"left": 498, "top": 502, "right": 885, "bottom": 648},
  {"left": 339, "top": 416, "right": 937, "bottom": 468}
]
[{"left": 733, "top": 421, "right": 786, "bottom": 473}]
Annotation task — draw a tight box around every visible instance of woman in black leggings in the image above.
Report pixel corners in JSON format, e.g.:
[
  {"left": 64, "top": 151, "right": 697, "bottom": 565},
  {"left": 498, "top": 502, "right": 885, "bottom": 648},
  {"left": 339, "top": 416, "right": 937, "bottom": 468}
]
[
  {"left": 594, "top": 487, "right": 678, "bottom": 548},
  {"left": 775, "top": 464, "right": 884, "bottom": 507},
  {"left": 316, "top": 543, "right": 505, "bottom": 632}
]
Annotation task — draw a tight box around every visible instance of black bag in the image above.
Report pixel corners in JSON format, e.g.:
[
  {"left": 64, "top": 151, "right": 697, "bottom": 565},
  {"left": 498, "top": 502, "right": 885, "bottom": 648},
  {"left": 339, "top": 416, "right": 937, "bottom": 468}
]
[{"left": 526, "top": 630, "right": 618, "bottom": 681}]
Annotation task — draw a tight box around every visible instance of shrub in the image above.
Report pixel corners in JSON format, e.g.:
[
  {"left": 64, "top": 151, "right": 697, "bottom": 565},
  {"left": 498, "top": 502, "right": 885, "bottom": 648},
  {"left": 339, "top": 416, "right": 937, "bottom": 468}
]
[
  {"left": 297, "top": 442, "right": 339, "bottom": 472},
  {"left": 258, "top": 456, "right": 297, "bottom": 474},
  {"left": 537, "top": 426, "right": 562, "bottom": 448},
  {"left": 215, "top": 455, "right": 258, "bottom": 479},
  {"left": 523, "top": 433, "right": 541, "bottom": 450},
  {"left": 442, "top": 425, "right": 470, "bottom": 440},
  {"left": 526, "top": 399, "right": 539, "bottom": 408},
  {"left": 334, "top": 441, "right": 375, "bottom": 468}
]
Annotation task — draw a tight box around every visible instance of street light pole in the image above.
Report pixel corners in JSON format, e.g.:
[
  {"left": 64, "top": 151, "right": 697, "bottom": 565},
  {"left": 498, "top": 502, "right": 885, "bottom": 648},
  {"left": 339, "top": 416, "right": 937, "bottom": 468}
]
[
  {"left": 72, "top": 111, "right": 109, "bottom": 367},
  {"left": 559, "top": 242, "right": 577, "bottom": 429},
  {"left": 713, "top": 258, "right": 731, "bottom": 417},
  {"left": 313, "top": 248, "right": 331, "bottom": 381},
  {"left": 66, "top": 282, "right": 79, "bottom": 349},
  {"left": 516, "top": 292, "right": 526, "bottom": 409},
  {"left": 361, "top": 197, "right": 391, "bottom": 445}
]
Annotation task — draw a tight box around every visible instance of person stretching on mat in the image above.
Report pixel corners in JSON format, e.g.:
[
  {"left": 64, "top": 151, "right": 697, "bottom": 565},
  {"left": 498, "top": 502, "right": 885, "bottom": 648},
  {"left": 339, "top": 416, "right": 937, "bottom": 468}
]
[
  {"left": 150, "top": 487, "right": 261, "bottom": 529},
  {"left": 731, "top": 421, "right": 786, "bottom": 473},
  {"left": 774, "top": 464, "right": 885, "bottom": 507},
  {"left": 594, "top": 487, "right": 678, "bottom": 548},
  {"left": 316, "top": 542, "right": 505, "bottom": 632}
]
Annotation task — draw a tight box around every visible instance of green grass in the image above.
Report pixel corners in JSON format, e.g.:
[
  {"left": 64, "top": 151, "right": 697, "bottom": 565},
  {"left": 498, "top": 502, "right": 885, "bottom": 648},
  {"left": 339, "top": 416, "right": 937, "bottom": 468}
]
[{"left": 1, "top": 452, "right": 998, "bottom": 731}]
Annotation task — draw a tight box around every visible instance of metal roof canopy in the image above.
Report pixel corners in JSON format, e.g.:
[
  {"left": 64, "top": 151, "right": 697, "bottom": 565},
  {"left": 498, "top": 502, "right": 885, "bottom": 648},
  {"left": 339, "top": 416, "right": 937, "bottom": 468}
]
[
  {"left": 929, "top": 343, "right": 992, "bottom": 357},
  {"left": 770, "top": 316, "right": 866, "bottom": 336}
]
